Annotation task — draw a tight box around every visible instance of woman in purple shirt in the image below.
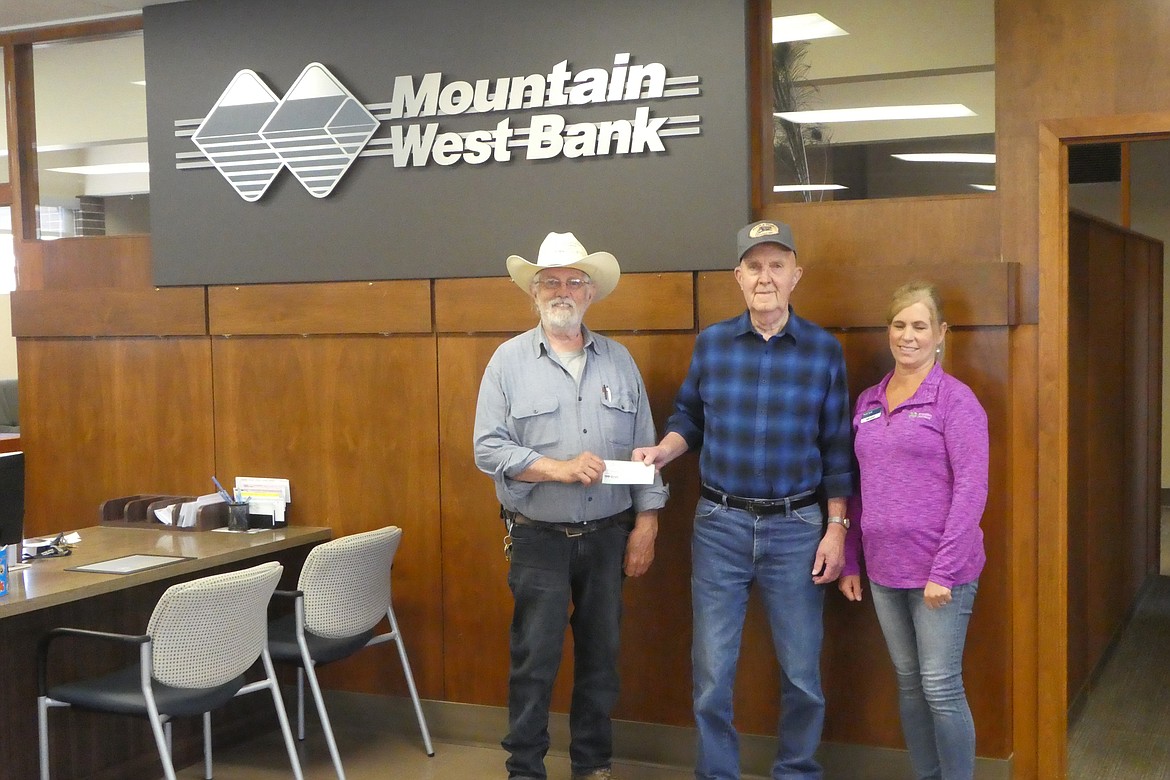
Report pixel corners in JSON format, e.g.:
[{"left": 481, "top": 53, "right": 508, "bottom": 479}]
[{"left": 839, "top": 281, "right": 988, "bottom": 780}]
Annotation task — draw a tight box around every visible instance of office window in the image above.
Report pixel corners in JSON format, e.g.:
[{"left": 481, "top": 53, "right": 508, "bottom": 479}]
[
  {"left": 768, "top": 1, "right": 994, "bottom": 202},
  {"left": 33, "top": 33, "right": 150, "bottom": 237}
]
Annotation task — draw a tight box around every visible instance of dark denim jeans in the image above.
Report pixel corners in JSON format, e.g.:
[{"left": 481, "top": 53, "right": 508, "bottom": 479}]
[
  {"left": 870, "top": 580, "right": 979, "bottom": 780},
  {"left": 503, "top": 519, "right": 630, "bottom": 779},
  {"left": 691, "top": 498, "right": 827, "bottom": 780}
]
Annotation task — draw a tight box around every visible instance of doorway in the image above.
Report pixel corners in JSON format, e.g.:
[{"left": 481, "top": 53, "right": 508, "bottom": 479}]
[{"left": 1037, "top": 115, "right": 1170, "bottom": 778}]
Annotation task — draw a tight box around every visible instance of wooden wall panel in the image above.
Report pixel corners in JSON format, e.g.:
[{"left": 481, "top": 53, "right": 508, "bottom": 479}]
[
  {"left": 698, "top": 263, "right": 1019, "bottom": 330},
  {"left": 1066, "top": 215, "right": 1163, "bottom": 709},
  {"left": 211, "top": 335, "right": 444, "bottom": 698},
  {"left": 759, "top": 195, "right": 999, "bottom": 274},
  {"left": 18, "top": 235, "right": 153, "bottom": 291},
  {"left": 10, "top": 287, "right": 207, "bottom": 337},
  {"left": 17, "top": 337, "right": 215, "bottom": 535},
  {"left": 208, "top": 280, "right": 432, "bottom": 335},
  {"left": 435, "top": 273, "right": 695, "bottom": 334}
]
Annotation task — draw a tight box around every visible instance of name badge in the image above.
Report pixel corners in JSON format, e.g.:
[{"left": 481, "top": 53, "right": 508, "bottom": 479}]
[{"left": 859, "top": 407, "right": 883, "bottom": 423}]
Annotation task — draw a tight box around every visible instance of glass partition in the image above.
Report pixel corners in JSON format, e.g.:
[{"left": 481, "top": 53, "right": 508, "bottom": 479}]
[
  {"left": 33, "top": 33, "right": 149, "bottom": 237},
  {"left": 769, "top": 1, "right": 994, "bottom": 202}
]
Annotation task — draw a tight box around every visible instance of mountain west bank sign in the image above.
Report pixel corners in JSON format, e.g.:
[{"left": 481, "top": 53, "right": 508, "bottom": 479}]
[
  {"left": 183, "top": 56, "right": 702, "bottom": 201},
  {"left": 145, "top": 0, "right": 749, "bottom": 285}
]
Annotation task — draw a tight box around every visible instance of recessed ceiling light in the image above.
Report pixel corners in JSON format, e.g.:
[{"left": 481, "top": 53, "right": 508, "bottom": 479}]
[
  {"left": 893, "top": 153, "right": 996, "bottom": 164},
  {"left": 773, "top": 13, "right": 848, "bottom": 43},
  {"left": 776, "top": 104, "right": 976, "bottom": 123},
  {"left": 970, "top": 184, "right": 997, "bottom": 191},
  {"left": 48, "top": 163, "right": 150, "bottom": 175},
  {"left": 773, "top": 184, "right": 847, "bottom": 192}
]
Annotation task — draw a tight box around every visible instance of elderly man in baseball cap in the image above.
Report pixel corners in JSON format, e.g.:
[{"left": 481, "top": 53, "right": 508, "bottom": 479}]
[
  {"left": 474, "top": 231, "right": 668, "bottom": 780},
  {"left": 635, "top": 220, "right": 853, "bottom": 780}
]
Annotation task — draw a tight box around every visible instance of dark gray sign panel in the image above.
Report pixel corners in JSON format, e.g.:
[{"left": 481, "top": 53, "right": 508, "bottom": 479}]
[{"left": 145, "top": 0, "right": 750, "bottom": 285}]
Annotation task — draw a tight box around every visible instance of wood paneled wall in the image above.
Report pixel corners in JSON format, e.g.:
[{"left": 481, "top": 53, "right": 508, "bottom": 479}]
[
  {"left": 1065, "top": 212, "right": 1163, "bottom": 710},
  {"left": 11, "top": 226, "right": 1014, "bottom": 756}
]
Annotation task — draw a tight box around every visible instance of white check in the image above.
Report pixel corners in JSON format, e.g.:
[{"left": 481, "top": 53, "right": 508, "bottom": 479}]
[{"left": 602, "top": 460, "right": 656, "bottom": 485}]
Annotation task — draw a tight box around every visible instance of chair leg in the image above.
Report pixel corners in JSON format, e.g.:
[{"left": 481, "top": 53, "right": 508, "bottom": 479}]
[
  {"left": 262, "top": 649, "right": 305, "bottom": 780},
  {"left": 297, "top": 666, "right": 306, "bottom": 740},
  {"left": 203, "top": 711, "right": 213, "bottom": 780},
  {"left": 300, "top": 657, "right": 347, "bottom": 780},
  {"left": 146, "top": 708, "right": 178, "bottom": 780},
  {"left": 387, "top": 605, "right": 435, "bottom": 756},
  {"left": 37, "top": 696, "right": 51, "bottom": 780}
]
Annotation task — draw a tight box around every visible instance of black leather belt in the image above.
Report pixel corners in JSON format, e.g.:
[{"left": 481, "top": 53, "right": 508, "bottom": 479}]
[
  {"left": 700, "top": 485, "right": 818, "bottom": 515},
  {"left": 509, "top": 510, "right": 632, "bottom": 537}
]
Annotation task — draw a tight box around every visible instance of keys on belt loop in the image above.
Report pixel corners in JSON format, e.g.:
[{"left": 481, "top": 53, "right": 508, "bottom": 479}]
[{"left": 503, "top": 534, "right": 513, "bottom": 562}]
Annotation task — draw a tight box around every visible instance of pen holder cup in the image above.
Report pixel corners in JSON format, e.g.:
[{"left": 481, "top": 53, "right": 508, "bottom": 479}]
[{"left": 227, "top": 501, "right": 250, "bottom": 532}]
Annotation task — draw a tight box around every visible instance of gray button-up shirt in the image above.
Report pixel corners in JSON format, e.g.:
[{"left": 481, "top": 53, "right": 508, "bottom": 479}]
[{"left": 474, "top": 325, "right": 668, "bottom": 523}]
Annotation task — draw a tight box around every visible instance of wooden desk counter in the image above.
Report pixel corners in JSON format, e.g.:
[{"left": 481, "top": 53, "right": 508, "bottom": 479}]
[
  {"left": 1, "top": 524, "right": 331, "bottom": 618},
  {"left": 0, "top": 523, "right": 331, "bottom": 780}
]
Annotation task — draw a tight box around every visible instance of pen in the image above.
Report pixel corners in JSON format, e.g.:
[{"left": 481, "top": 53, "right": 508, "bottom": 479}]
[{"left": 211, "top": 476, "right": 233, "bottom": 503}]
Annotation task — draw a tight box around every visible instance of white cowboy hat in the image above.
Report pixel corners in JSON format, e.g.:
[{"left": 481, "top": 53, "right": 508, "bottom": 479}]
[{"left": 506, "top": 231, "right": 621, "bottom": 300}]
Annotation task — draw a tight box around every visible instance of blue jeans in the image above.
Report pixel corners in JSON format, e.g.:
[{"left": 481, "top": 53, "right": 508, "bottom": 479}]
[
  {"left": 503, "top": 519, "right": 630, "bottom": 779},
  {"left": 691, "top": 498, "right": 826, "bottom": 780},
  {"left": 870, "top": 580, "right": 979, "bottom": 780}
]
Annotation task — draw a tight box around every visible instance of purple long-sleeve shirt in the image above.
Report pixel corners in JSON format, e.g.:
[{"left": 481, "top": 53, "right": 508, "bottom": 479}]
[{"left": 843, "top": 363, "right": 987, "bottom": 589}]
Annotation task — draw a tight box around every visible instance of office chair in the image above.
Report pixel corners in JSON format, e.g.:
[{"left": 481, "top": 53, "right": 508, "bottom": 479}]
[
  {"left": 268, "top": 526, "right": 434, "bottom": 780},
  {"left": 37, "top": 561, "right": 303, "bottom": 780}
]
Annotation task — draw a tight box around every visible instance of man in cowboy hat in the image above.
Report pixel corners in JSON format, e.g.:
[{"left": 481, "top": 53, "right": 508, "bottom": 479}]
[
  {"left": 634, "top": 220, "right": 853, "bottom": 780},
  {"left": 474, "top": 231, "right": 668, "bottom": 780}
]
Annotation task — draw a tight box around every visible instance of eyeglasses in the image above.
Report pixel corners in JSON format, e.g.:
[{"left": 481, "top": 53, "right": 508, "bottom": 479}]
[{"left": 535, "top": 277, "right": 592, "bottom": 292}]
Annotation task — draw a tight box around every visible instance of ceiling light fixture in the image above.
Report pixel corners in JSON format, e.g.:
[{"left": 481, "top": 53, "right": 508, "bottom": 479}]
[
  {"left": 773, "top": 184, "right": 846, "bottom": 192},
  {"left": 773, "top": 13, "right": 848, "bottom": 43},
  {"left": 776, "top": 104, "right": 976, "bottom": 123},
  {"left": 892, "top": 153, "right": 996, "bottom": 164},
  {"left": 48, "top": 163, "right": 150, "bottom": 175},
  {"left": 970, "top": 184, "right": 997, "bottom": 191}
]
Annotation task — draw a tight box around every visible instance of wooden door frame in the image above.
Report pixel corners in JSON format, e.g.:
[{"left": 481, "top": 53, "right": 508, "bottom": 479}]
[{"left": 1036, "top": 111, "right": 1170, "bottom": 778}]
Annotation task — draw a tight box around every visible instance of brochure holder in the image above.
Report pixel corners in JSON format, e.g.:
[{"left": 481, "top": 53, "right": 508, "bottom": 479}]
[{"left": 99, "top": 494, "right": 229, "bottom": 531}]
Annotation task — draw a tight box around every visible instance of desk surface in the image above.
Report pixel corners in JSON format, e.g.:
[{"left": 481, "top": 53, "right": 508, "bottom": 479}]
[
  {"left": 0, "top": 524, "right": 331, "bottom": 619},
  {"left": 0, "top": 432, "right": 19, "bottom": 453}
]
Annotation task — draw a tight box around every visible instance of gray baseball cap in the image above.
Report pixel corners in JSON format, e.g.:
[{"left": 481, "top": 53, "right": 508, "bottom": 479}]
[{"left": 737, "top": 220, "right": 797, "bottom": 261}]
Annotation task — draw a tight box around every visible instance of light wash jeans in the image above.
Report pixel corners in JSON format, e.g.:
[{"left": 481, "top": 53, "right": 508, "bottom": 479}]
[
  {"left": 691, "top": 498, "right": 826, "bottom": 780},
  {"left": 870, "top": 580, "right": 979, "bottom": 780}
]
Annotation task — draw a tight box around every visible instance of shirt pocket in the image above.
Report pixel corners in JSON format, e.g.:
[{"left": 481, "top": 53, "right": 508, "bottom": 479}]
[
  {"left": 601, "top": 388, "right": 637, "bottom": 454},
  {"left": 511, "top": 395, "right": 561, "bottom": 450}
]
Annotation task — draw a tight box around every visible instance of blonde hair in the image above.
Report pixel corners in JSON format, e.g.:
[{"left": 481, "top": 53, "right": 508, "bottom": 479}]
[{"left": 887, "top": 281, "right": 946, "bottom": 359}]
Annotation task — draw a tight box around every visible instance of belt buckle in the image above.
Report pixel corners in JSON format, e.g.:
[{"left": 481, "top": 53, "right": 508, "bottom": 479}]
[{"left": 565, "top": 526, "right": 585, "bottom": 538}]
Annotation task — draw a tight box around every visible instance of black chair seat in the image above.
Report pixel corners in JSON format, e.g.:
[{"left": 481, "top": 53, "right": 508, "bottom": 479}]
[
  {"left": 268, "top": 613, "right": 375, "bottom": 667},
  {"left": 49, "top": 665, "right": 246, "bottom": 719}
]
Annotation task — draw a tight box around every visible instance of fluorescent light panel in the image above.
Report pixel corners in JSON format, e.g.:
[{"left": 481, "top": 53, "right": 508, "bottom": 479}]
[
  {"left": 776, "top": 104, "right": 976, "bottom": 123},
  {"left": 48, "top": 162, "right": 149, "bottom": 175},
  {"left": 773, "top": 13, "right": 848, "bottom": 43},
  {"left": 970, "top": 184, "right": 997, "bottom": 191},
  {"left": 892, "top": 153, "right": 996, "bottom": 164},
  {"left": 773, "top": 184, "right": 846, "bottom": 192}
]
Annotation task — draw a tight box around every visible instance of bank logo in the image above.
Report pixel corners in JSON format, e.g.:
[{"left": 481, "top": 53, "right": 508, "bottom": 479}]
[
  {"left": 178, "top": 55, "right": 702, "bottom": 202},
  {"left": 191, "top": 63, "right": 378, "bottom": 201}
]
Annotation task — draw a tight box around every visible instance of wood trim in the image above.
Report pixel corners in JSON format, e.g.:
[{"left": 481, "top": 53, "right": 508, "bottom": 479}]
[
  {"left": 4, "top": 44, "right": 38, "bottom": 245},
  {"left": 10, "top": 288, "right": 208, "bottom": 337},
  {"left": 0, "top": 15, "right": 142, "bottom": 46},
  {"left": 749, "top": 0, "right": 773, "bottom": 212},
  {"left": 1034, "top": 109, "right": 1170, "bottom": 780},
  {"left": 1036, "top": 119, "right": 1069, "bottom": 780},
  {"left": 434, "top": 272, "right": 695, "bottom": 334},
  {"left": 697, "top": 262, "right": 1018, "bottom": 330},
  {"left": 208, "top": 280, "right": 432, "bottom": 335}
]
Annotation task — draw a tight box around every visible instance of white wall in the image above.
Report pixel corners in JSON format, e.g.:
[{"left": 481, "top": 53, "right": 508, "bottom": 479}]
[{"left": 0, "top": 294, "right": 17, "bottom": 380}]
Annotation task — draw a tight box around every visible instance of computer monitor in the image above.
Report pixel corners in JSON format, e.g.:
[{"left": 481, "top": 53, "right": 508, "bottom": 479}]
[{"left": 0, "top": 451, "right": 25, "bottom": 550}]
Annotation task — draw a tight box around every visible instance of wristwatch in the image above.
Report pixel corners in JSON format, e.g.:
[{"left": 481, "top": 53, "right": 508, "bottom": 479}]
[{"left": 827, "top": 516, "right": 850, "bottom": 530}]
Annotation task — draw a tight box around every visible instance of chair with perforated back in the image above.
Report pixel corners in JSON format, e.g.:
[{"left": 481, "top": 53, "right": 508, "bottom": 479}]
[
  {"left": 268, "top": 526, "right": 433, "bottom": 779},
  {"left": 36, "top": 561, "right": 303, "bottom": 780}
]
